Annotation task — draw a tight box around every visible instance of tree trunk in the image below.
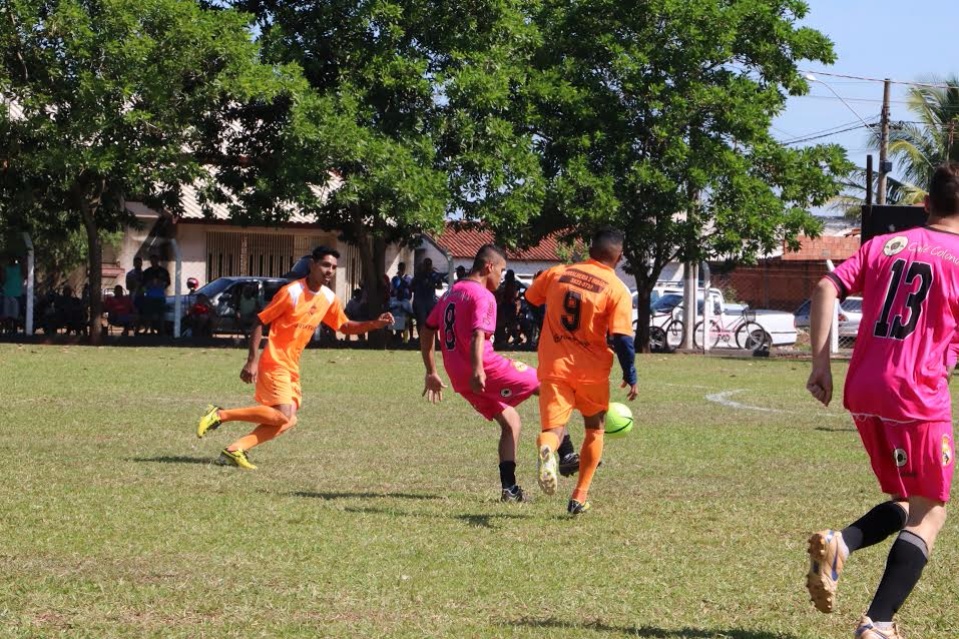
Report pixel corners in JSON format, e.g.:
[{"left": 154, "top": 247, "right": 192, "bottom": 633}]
[
  {"left": 81, "top": 201, "right": 103, "bottom": 346},
  {"left": 353, "top": 217, "right": 388, "bottom": 348},
  {"left": 625, "top": 250, "right": 666, "bottom": 355}
]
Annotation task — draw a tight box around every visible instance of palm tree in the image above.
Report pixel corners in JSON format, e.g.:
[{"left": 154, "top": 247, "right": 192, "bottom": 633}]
[
  {"left": 876, "top": 75, "right": 959, "bottom": 201},
  {"left": 830, "top": 166, "right": 910, "bottom": 218}
]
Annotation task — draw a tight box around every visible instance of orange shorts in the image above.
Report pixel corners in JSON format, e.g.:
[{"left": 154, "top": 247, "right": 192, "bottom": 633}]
[
  {"left": 255, "top": 365, "right": 302, "bottom": 409},
  {"left": 539, "top": 379, "right": 609, "bottom": 430}
]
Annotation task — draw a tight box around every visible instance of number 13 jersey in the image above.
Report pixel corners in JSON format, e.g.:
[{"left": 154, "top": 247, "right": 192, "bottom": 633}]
[
  {"left": 525, "top": 259, "right": 633, "bottom": 384},
  {"left": 828, "top": 226, "right": 959, "bottom": 422}
]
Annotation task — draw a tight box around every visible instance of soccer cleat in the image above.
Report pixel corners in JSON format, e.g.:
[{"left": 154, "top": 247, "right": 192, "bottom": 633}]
[
  {"left": 197, "top": 405, "right": 222, "bottom": 438},
  {"left": 567, "top": 499, "right": 591, "bottom": 515},
  {"left": 215, "top": 448, "right": 256, "bottom": 470},
  {"left": 806, "top": 529, "right": 846, "bottom": 613},
  {"left": 559, "top": 452, "right": 580, "bottom": 477},
  {"left": 537, "top": 445, "right": 559, "bottom": 495},
  {"left": 854, "top": 615, "right": 903, "bottom": 639},
  {"left": 501, "top": 485, "right": 526, "bottom": 503}
]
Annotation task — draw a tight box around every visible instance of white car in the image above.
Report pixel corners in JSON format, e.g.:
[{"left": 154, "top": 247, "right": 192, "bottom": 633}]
[{"left": 793, "top": 296, "right": 863, "bottom": 337}]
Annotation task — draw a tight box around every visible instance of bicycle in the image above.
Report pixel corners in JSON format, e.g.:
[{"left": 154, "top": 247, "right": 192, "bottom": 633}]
[
  {"left": 693, "top": 308, "right": 771, "bottom": 351},
  {"left": 649, "top": 308, "right": 685, "bottom": 352}
]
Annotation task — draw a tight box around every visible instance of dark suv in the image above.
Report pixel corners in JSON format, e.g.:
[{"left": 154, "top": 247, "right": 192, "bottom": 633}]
[{"left": 165, "top": 276, "right": 287, "bottom": 335}]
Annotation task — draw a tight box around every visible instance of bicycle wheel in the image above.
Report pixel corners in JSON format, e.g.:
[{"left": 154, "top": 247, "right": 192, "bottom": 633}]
[
  {"left": 693, "top": 319, "right": 721, "bottom": 349},
  {"left": 664, "top": 319, "right": 684, "bottom": 350},
  {"left": 649, "top": 326, "right": 669, "bottom": 353},
  {"left": 736, "top": 322, "right": 771, "bottom": 350}
]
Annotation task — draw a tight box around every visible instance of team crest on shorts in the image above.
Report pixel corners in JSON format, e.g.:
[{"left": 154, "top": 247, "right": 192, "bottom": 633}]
[
  {"left": 883, "top": 236, "right": 908, "bottom": 256},
  {"left": 943, "top": 436, "right": 953, "bottom": 467},
  {"left": 893, "top": 448, "right": 908, "bottom": 468},
  {"left": 512, "top": 361, "right": 528, "bottom": 372},
  {"left": 500, "top": 388, "right": 513, "bottom": 398}
]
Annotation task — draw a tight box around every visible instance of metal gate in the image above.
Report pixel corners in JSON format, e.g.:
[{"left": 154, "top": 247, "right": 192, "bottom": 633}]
[{"left": 206, "top": 232, "right": 295, "bottom": 280}]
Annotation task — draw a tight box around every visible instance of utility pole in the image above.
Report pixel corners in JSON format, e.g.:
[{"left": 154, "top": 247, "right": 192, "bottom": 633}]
[{"left": 877, "top": 78, "right": 891, "bottom": 204}]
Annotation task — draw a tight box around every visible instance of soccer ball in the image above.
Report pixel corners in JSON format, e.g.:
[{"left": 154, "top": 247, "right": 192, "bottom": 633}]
[{"left": 605, "top": 402, "right": 634, "bottom": 438}]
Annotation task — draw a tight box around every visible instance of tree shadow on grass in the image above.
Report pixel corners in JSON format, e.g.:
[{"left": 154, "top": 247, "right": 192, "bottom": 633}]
[
  {"left": 132, "top": 455, "right": 211, "bottom": 465},
  {"left": 292, "top": 491, "right": 442, "bottom": 501},
  {"left": 506, "top": 618, "right": 801, "bottom": 639},
  {"left": 337, "top": 505, "right": 531, "bottom": 530}
]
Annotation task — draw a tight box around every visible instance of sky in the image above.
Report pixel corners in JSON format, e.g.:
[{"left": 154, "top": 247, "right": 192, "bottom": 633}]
[{"left": 772, "top": 0, "right": 959, "bottom": 202}]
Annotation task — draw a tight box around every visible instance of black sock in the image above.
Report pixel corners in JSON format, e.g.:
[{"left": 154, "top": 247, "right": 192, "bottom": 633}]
[
  {"left": 498, "top": 461, "right": 517, "bottom": 489},
  {"left": 842, "top": 501, "right": 908, "bottom": 553},
  {"left": 557, "top": 435, "right": 574, "bottom": 459},
  {"left": 866, "top": 530, "right": 929, "bottom": 622}
]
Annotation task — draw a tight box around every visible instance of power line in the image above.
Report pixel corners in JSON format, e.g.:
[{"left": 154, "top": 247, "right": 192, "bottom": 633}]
[
  {"left": 801, "top": 69, "right": 958, "bottom": 89},
  {"left": 778, "top": 117, "right": 879, "bottom": 144},
  {"left": 783, "top": 123, "right": 871, "bottom": 146}
]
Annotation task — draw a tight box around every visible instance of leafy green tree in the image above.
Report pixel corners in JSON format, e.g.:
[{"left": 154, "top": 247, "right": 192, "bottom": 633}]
[
  {"left": 503, "top": 0, "right": 851, "bottom": 350},
  {"left": 231, "top": 0, "right": 543, "bottom": 324},
  {"left": 0, "top": 0, "right": 304, "bottom": 342},
  {"left": 830, "top": 166, "right": 909, "bottom": 217}
]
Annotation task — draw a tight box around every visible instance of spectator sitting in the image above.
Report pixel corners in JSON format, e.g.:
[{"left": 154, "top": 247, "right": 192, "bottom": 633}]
[
  {"left": 185, "top": 293, "right": 214, "bottom": 338},
  {"left": 344, "top": 287, "right": 368, "bottom": 342},
  {"left": 58, "top": 286, "right": 87, "bottom": 336},
  {"left": 236, "top": 285, "right": 260, "bottom": 337},
  {"left": 103, "top": 285, "right": 136, "bottom": 336}
]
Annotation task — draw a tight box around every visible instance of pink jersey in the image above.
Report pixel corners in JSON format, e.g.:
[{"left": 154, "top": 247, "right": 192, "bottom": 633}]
[
  {"left": 828, "top": 227, "right": 959, "bottom": 422},
  {"left": 425, "top": 279, "right": 512, "bottom": 391}
]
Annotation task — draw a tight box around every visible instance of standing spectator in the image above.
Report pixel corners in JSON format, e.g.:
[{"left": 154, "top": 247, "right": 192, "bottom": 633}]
[
  {"left": 390, "top": 262, "right": 413, "bottom": 302},
  {"left": 125, "top": 256, "right": 145, "bottom": 299},
  {"left": 496, "top": 269, "right": 522, "bottom": 347},
  {"left": 412, "top": 258, "right": 444, "bottom": 339},
  {"left": 1, "top": 257, "right": 24, "bottom": 332},
  {"left": 142, "top": 254, "right": 171, "bottom": 292},
  {"left": 103, "top": 285, "right": 136, "bottom": 336},
  {"left": 455, "top": 265, "right": 467, "bottom": 281}
]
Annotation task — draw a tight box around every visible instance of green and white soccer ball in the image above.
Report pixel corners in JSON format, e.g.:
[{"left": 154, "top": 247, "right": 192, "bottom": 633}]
[{"left": 605, "top": 402, "right": 634, "bottom": 438}]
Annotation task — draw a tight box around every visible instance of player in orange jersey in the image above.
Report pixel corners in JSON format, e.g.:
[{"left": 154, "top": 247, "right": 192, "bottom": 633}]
[
  {"left": 524, "top": 227, "right": 638, "bottom": 514},
  {"left": 195, "top": 246, "right": 393, "bottom": 469}
]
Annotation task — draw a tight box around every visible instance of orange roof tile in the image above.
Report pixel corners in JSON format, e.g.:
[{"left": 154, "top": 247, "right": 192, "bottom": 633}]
[{"left": 431, "top": 224, "right": 565, "bottom": 261}]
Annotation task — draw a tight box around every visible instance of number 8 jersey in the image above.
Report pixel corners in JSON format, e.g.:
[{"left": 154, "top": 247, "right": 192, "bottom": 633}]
[
  {"left": 524, "top": 259, "right": 634, "bottom": 384},
  {"left": 827, "top": 227, "right": 959, "bottom": 422}
]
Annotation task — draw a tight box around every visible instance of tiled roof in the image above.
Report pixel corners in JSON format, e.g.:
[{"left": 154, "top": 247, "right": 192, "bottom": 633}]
[
  {"left": 431, "top": 225, "right": 564, "bottom": 261},
  {"left": 781, "top": 233, "right": 861, "bottom": 261}
]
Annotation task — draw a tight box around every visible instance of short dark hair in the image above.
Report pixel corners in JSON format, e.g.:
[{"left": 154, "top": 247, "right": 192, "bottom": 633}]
[
  {"left": 312, "top": 245, "right": 340, "bottom": 261},
  {"left": 589, "top": 226, "right": 625, "bottom": 262},
  {"left": 928, "top": 164, "right": 959, "bottom": 215},
  {"left": 471, "top": 244, "right": 507, "bottom": 273}
]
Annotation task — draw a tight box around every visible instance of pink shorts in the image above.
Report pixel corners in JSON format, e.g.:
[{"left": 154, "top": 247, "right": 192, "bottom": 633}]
[
  {"left": 853, "top": 415, "right": 954, "bottom": 503},
  {"left": 457, "top": 359, "right": 539, "bottom": 421}
]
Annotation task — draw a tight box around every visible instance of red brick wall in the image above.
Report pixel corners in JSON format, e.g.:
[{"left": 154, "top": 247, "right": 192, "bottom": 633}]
[{"left": 711, "top": 260, "right": 836, "bottom": 312}]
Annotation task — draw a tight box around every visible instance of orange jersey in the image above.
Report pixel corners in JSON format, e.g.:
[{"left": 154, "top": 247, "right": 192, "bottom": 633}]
[
  {"left": 524, "top": 259, "right": 633, "bottom": 383},
  {"left": 257, "top": 279, "right": 348, "bottom": 371}
]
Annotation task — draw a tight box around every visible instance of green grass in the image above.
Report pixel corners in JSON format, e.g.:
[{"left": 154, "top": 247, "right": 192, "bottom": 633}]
[{"left": 1, "top": 345, "right": 957, "bottom": 638}]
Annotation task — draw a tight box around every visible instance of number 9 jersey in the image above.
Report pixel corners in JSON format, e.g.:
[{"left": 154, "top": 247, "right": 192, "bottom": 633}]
[
  {"left": 524, "top": 259, "right": 634, "bottom": 384},
  {"left": 827, "top": 226, "right": 959, "bottom": 422}
]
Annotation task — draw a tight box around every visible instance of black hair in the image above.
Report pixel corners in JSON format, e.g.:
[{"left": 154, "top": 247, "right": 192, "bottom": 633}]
[
  {"left": 928, "top": 164, "right": 959, "bottom": 215},
  {"left": 470, "top": 244, "right": 507, "bottom": 273},
  {"left": 312, "top": 245, "right": 341, "bottom": 261},
  {"left": 589, "top": 226, "right": 625, "bottom": 262}
]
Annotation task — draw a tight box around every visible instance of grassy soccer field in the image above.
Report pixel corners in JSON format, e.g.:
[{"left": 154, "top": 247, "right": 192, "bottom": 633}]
[{"left": 1, "top": 345, "right": 957, "bottom": 638}]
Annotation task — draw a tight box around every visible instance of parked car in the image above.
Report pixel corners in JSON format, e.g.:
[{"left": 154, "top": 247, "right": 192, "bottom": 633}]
[
  {"left": 164, "top": 276, "right": 288, "bottom": 335},
  {"left": 793, "top": 296, "right": 863, "bottom": 338}
]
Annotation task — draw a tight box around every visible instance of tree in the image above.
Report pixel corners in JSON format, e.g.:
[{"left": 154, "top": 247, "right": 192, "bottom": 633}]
[
  {"left": 0, "top": 0, "right": 305, "bottom": 342},
  {"left": 876, "top": 75, "right": 959, "bottom": 202},
  {"left": 498, "top": 0, "right": 851, "bottom": 351},
  {"left": 830, "top": 166, "right": 910, "bottom": 217},
  {"left": 230, "top": 0, "right": 544, "bottom": 334}
]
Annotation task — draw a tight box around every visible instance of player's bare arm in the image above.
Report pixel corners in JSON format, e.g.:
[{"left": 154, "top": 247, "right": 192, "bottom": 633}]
[
  {"left": 807, "top": 278, "right": 837, "bottom": 406},
  {"left": 339, "top": 312, "right": 395, "bottom": 334},
  {"left": 240, "top": 317, "right": 265, "bottom": 384},
  {"left": 419, "top": 323, "right": 447, "bottom": 403},
  {"left": 470, "top": 329, "right": 486, "bottom": 393}
]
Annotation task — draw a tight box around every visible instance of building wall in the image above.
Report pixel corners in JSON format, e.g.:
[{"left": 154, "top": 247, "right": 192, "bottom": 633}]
[{"left": 711, "top": 260, "right": 835, "bottom": 312}]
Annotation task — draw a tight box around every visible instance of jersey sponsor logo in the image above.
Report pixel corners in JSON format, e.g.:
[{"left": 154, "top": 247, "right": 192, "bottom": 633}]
[
  {"left": 893, "top": 447, "right": 908, "bottom": 468},
  {"left": 943, "top": 435, "right": 953, "bottom": 467},
  {"left": 883, "top": 235, "right": 908, "bottom": 256},
  {"left": 558, "top": 268, "right": 607, "bottom": 294},
  {"left": 512, "top": 360, "right": 528, "bottom": 372}
]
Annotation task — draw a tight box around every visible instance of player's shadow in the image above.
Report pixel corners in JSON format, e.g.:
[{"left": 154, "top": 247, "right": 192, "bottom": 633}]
[
  {"left": 337, "top": 505, "right": 531, "bottom": 530},
  {"left": 292, "top": 491, "right": 442, "bottom": 501},
  {"left": 814, "top": 426, "right": 856, "bottom": 432},
  {"left": 132, "top": 455, "right": 211, "bottom": 465},
  {"left": 506, "top": 619, "right": 800, "bottom": 639}
]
